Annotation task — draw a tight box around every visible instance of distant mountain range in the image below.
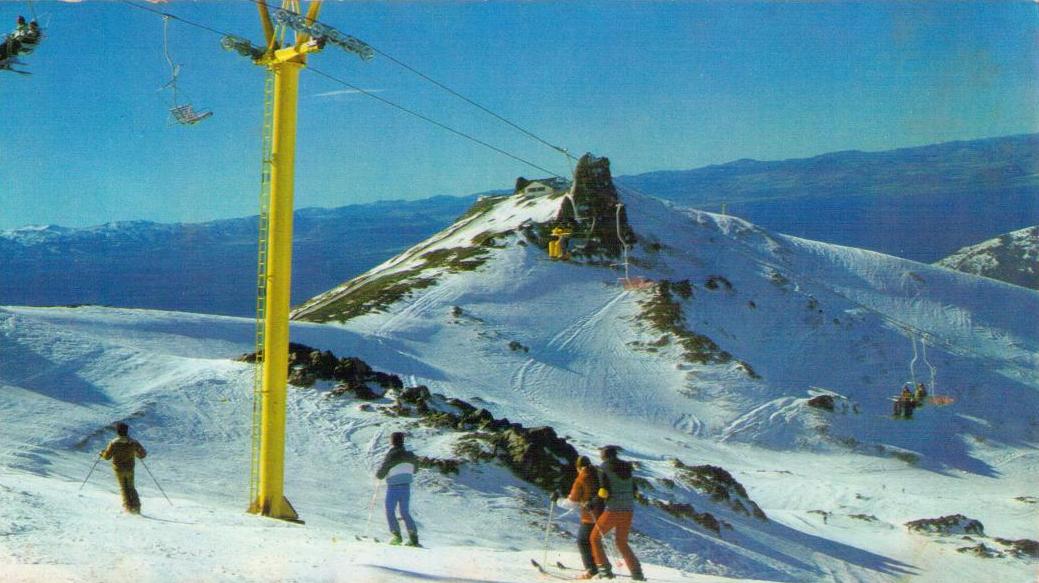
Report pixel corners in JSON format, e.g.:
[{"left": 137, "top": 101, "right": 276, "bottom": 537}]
[
  {"left": 621, "top": 133, "right": 1039, "bottom": 262},
  {"left": 0, "top": 196, "right": 475, "bottom": 317},
  {"left": 936, "top": 226, "right": 1039, "bottom": 290},
  {"left": 2, "top": 134, "right": 1035, "bottom": 316}
]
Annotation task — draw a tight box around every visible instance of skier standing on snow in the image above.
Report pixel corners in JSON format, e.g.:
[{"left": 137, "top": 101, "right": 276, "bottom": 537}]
[
  {"left": 99, "top": 422, "right": 148, "bottom": 514},
  {"left": 552, "top": 456, "right": 605, "bottom": 579},
  {"left": 589, "top": 446, "right": 644, "bottom": 581},
  {"left": 375, "top": 431, "right": 421, "bottom": 546}
]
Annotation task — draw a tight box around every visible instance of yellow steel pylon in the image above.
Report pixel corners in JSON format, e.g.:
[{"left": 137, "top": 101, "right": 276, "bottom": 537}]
[{"left": 242, "top": 0, "right": 326, "bottom": 522}]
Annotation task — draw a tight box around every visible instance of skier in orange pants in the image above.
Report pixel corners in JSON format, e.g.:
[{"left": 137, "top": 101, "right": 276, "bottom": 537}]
[{"left": 588, "top": 446, "right": 644, "bottom": 581}]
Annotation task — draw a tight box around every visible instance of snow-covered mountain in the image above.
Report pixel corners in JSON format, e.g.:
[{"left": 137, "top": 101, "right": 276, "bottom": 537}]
[
  {"left": 2, "top": 160, "right": 1036, "bottom": 582},
  {"left": 935, "top": 226, "right": 1039, "bottom": 290}
]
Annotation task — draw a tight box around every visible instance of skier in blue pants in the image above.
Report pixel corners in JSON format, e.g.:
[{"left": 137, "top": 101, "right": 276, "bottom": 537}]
[{"left": 375, "top": 432, "right": 421, "bottom": 546}]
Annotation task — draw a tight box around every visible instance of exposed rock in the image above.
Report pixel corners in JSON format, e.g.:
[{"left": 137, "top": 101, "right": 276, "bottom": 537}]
[
  {"left": 704, "top": 275, "right": 733, "bottom": 291},
  {"left": 905, "top": 514, "right": 985, "bottom": 536},
  {"left": 849, "top": 514, "right": 878, "bottom": 522},
  {"left": 508, "top": 340, "right": 530, "bottom": 353},
  {"left": 237, "top": 344, "right": 397, "bottom": 398},
  {"left": 287, "top": 367, "right": 317, "bottom": 388},
  {"left": 806, "top": 394, "right": 836, "bottom": 412},
  {"left": 399, "top": 385, "right": 432, "bottom": 404},
  {"left": 417, "top": 456, "right": 461, "bottom": 475},
  {"left": 638, "top": 280, "right": 737, "bottom": 368},
  {"left": 956, "top": 543, "right": 1002, "bottom": 558},
  {"left": 649, "top": 499, "right": 721, "bottom": 534},
  {"left": 672, "top": 460, "right": 767, "bottom": 520},
  {"left": 994, "top": 538, "right": 1039, "bottom": 559},
  {"left": 553, "top": 153, "right": 636, "bottom": 257},
  {"left": 329, "top": 381, "right": 382, "bottom": 400}
]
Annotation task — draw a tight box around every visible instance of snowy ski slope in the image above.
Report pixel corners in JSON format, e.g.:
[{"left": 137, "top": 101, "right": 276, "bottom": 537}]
[{"left": 0, "top": 191, "right": 1036, "bottom": 582}]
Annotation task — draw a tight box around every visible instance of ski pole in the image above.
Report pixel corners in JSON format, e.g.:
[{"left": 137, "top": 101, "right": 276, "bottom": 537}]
[
  {"left": 140, "top": 459, "right": 173, "bottom": 506},
  {"left": 80, "top": 457, "right": 102, "bottom": 491},
  {"left": 540, "top": 492, "right": 556, "bottom": 565},
  {"left": 365, "top": 481, "right": 382, "bottom": 538}
]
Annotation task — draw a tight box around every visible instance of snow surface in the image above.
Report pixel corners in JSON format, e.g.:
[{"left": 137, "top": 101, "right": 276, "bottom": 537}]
[{"left": 1, "top": 191, "right": 1037, "bottom": 582}]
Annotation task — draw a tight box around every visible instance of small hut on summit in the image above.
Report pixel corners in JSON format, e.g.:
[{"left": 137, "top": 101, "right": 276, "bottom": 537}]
[{"left": 514, "top": 176, "right": 571, "bottom": 197}]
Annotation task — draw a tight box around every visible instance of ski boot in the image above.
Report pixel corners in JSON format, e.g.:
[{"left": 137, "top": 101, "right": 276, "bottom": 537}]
[
  {"left": 405, "top": 532, "right": 421, "bottom": 547},
  {"left": 389, "top": 532, "right": 403, "bottom": 545},
  {"left": 596, "top": 564, "right": 615, "bottom": 579}
]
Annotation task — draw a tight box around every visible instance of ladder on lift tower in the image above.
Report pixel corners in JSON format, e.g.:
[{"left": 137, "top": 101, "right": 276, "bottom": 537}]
[{"left": 249, "top": 70, "right": 276, "bottom": 507}]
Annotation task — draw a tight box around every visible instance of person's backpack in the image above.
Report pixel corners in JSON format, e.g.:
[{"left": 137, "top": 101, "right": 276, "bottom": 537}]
[{"left": 587, "top": 467, "right": 606, "bottom": 518}]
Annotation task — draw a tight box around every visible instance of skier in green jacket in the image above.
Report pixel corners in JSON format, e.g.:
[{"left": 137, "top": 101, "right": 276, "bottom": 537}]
[{"left": 99, "top": 422, "right": 148, "bottom": 514}]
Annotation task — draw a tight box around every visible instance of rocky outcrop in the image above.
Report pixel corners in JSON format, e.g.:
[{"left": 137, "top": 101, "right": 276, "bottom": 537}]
[
  {"left": 236, "top": 343, "right": 403, "bottom": 397},
  {"left": 936, "top": 226, "right": 1039, "bottom": 290},
  {"left": 956, "top": 543, "right": 1002, "bottom": 559},
  {"left": 552, "top": 153, "right": 636, "bottom": 257},
  {"left": 993, "top": 538, "right": 1039, "bottom": 559},
  {"left": 905, "top": 514, "right": 985, "bottom": 536},
  {"left": 672, "top": 460, "right": 767, "bottom": 520},
  {"left": 806, "top": 395, "right": 836, "bottom": 411},
  {"left": 386, "top": 386, "right": 579, "bottom": 491},
  {"left": 235, "top": 344, "right": 762, "bottom": 533}
]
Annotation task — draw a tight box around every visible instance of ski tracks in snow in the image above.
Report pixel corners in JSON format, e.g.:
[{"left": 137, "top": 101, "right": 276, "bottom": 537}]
[
  {"left": 509, "top": 290, "right": 630, "bottom": 418},
  {"left": 372, "top": 279, "right": 457, "bottom": 339},
  {"left": 546, "top": 289, "right": 630, "bottom": 354}
]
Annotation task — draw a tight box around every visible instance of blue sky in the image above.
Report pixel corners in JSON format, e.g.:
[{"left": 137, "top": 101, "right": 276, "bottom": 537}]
[{"left": 0, "top": 1, "right": 1036, "bottom": 230}]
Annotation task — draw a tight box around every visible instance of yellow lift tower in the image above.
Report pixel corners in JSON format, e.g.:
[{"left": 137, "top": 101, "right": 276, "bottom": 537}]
[
  {"left": 222, "top": 0, "right": 372, "bottom": 521},
  {"left": 244, "top": 0, "right": 326, "bottom": 522}
]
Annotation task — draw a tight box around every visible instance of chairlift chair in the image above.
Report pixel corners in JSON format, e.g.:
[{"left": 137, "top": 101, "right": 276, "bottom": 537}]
[
  {"left": 161, "top": 16, "right": 211, "bottom": 127},
  {"left": 169, "top": 103, "right": 213, "bottom": 126}
]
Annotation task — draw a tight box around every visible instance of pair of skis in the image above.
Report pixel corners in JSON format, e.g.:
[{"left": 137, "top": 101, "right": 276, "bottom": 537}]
[
  {"left": 531, "top": 559, "right": 632, "bottom": 580},
  {"left": 354, "top": 534, "right": 424, "bottom": 548}
]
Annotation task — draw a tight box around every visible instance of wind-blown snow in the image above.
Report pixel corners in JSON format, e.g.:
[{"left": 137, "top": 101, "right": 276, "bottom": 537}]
[{"left": 1, "top": 191, "right": 1036, "bottom": 582}]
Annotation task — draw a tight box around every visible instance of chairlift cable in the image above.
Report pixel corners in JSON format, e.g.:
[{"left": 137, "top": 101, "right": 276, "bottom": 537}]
[
  {"left": 615, "top": 202, "right": 630, "bottom": 283},
  {"left": 921, "top": 336, "right": 938, "bottom": 397},
  {"left": 908, "top": 333, "right": 918, "bottom": 386},
  {"left": 307, "top": 66, "right": 563, "bottom": 178},
  {"left": 118, "top": 0, "right": 562, "bottom": 174},
  {"left": 367, "top": 43, "right": 575, "bottom": 160},
  {"left": 118, "top": 0, "right": 238, "bottom": 39},
  {"left": 243, "top": 0, "right": 575, "bottom": 163}
]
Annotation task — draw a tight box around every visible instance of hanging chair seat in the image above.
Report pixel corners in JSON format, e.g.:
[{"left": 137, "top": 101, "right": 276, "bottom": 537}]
[{"left": 170, "top": 104, "right": 212, "bottom": 125}]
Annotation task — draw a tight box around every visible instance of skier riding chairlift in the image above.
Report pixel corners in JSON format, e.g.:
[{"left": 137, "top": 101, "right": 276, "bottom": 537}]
[{"left": 0, "top": 16, "right": 42, "bottom": 74}]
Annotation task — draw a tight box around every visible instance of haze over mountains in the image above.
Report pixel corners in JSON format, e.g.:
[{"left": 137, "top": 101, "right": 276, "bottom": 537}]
[
  {"left": 620, "top": 133, "right": 1038, "bottom": 262},
  {"left": 1, "top": 134, "right": 1035, "bottom": 315},
  {"left": 0, "top": 196, "right": 475, "bottom": 317}
]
